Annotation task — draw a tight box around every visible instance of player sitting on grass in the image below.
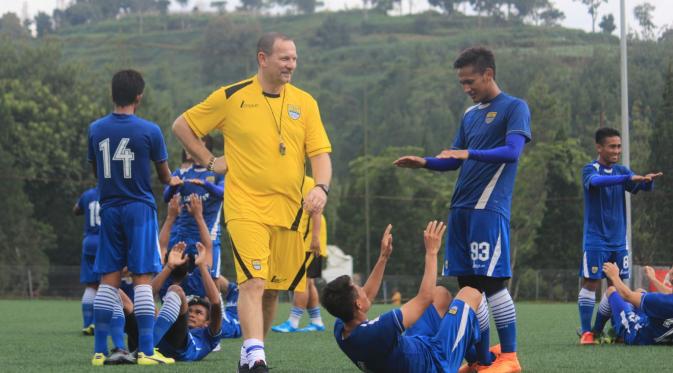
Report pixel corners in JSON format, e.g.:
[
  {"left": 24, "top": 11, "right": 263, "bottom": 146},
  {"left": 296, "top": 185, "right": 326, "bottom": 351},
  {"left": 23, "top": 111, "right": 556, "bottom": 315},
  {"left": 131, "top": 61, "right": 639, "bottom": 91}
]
[
  {"left": 600, "top": 262, "right": 673, "bottom": 345},
  {"left": 322, "top": 222, "right": 483, "bottom": 373},
  {"left": 122, "top": 241, "right": 241, "bottom": 362}
]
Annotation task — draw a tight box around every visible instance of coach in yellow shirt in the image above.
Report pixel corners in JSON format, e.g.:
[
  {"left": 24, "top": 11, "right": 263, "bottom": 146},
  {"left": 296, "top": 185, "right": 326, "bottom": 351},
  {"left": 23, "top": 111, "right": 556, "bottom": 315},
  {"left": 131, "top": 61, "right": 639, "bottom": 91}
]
[{"left": 172, "top": 32, "right": 332, "bottom": 373}]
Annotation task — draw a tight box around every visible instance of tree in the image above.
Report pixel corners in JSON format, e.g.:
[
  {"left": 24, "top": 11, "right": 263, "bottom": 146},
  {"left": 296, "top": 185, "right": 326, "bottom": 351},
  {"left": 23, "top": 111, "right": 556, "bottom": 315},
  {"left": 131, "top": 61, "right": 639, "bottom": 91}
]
[
  {"left": 634, "top": 2, "right": 656, "bottom": 40},
  {"left": 470, "top": 0, "right": 503, "bottom": 18},
  {"left": 200, "top": 17, "right": 261, "bottom": 83},
  {"left": 310, "top": 16, "right": 351, "bottom": 48},
  {"left": 599, "top": 13, "right": 616, "bottom": 34},
  {"left": 34, "top": 12, "right": 53, "bottom": 38},
  {"left": 0, "top": 12, "right": 30, "bottom": 38},
  {"left": 427, "top": 0, "right": 461, "bottom": 15},
  {"left": 210, "top": 1, "right": 227, "bottom": 14},
  {"left": 539, "top": 7, "right": 564, "bottom": 26},
  {"left": 238, "top": 0, "right": 265, "bottom": 12},
  {"left": 574, "top": 0, "right": 607, "bottom": 33}
]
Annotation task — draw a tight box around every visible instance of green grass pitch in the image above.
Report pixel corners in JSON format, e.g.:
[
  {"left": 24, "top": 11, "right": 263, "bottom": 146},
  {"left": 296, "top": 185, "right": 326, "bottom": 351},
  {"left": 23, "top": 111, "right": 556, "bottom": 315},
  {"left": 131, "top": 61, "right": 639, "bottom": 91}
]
[{"left": 0, "top": 300, "right": 669, "bottom": 372}]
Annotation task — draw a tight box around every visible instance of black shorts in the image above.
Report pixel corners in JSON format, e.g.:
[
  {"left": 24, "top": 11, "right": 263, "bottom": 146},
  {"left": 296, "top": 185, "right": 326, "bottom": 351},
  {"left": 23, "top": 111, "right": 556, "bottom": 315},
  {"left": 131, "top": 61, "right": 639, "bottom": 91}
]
[
  {"left": 306, "top": 254, "right": 323, "bottom": 279},
  {"left": 160, "top": 312, "right": 189, "bottom": 351}
]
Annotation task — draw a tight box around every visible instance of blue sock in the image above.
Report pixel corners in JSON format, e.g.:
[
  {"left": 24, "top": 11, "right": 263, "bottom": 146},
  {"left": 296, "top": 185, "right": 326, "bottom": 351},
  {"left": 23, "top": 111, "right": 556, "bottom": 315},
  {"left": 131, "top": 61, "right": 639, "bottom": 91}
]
[
  {"left": 592, "top": 293, "right": 611, "bottom": 334},
  {"left": 488, "top": 289, "right": 517, "bottom": 353},
  {"left": 110, "top": 296, "right": 126, "bottom": 350},
  {"left": 93, "top": 284, "right": 117, "bottom": 355},
  {"left": 578, "top": 288, "right": 595, "bottom": 333},
  {"left": 154, "top": 291, "right": 182, "bottom": 344},
  {"left": 134, "top": 284, "right": 156, "bottom": 356},
  {"left": 82, "top": 287, "right": 96, "bottom": 327},
  {"left": 475, "top": 294, "right": 492, "bottom": 365}
]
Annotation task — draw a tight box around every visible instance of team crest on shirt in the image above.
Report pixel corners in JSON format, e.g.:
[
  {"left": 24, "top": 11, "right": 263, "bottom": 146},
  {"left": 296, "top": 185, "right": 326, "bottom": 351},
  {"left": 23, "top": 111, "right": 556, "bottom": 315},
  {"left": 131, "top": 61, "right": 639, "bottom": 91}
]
[
  {"left": 206, "top": 176, "right": 215, "bottom": 183},
  {"left": 485, "top": 112, "right": 497, "bottom": 124},
  {"left": 448, "top": 306, "right": 458, "bottom": 315},
  {"left": 592, "top": 266, "right": 598, "bottom": 274},
  {"left": 288, "top": 104, "right": 301, "bottom": 120},
  {"left": 252, "top": 260, "right": 262, "bottom": 270}
]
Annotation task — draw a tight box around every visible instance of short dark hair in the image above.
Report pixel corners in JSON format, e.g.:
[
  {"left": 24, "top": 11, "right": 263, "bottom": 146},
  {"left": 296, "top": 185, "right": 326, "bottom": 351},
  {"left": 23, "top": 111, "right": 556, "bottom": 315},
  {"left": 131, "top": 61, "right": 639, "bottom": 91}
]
[
  {"left": 321, "top": 275, "right": 358, "bottom": 322},
  {"left": 188, "top": 295, "right": 211, "bottom": 320},
  {"left": 257, "top": 32, "right": 293, "bottom": 56},
  {"left": 595, "top": 127, "right": 621, "bottom": 144},
  {"left": 111, "top": 69, "right": 145, "bottom": 107},
  {"left": 453, "top": 47, "right": 496, "bottom": 78}
]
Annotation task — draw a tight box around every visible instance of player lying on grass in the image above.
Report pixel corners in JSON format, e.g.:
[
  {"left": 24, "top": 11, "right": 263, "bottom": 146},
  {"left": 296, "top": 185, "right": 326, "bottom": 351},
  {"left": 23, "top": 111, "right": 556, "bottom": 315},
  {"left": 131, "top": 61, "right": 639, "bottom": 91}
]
[
  {"left": 600, "top": 262, "right": 673, "bottom": 345},
  {"left": 322, "top": 221, "right": 484, "bottom": 373},
  {"left": 121, "top": 241, "right": 241, "bottom": 362}
]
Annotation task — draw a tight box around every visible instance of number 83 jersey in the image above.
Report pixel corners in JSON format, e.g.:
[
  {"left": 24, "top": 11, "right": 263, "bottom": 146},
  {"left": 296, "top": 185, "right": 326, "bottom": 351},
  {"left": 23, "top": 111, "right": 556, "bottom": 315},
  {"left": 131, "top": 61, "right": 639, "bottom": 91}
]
[{"left": 88, "top": 113, "right": 168, "bottom": 210}]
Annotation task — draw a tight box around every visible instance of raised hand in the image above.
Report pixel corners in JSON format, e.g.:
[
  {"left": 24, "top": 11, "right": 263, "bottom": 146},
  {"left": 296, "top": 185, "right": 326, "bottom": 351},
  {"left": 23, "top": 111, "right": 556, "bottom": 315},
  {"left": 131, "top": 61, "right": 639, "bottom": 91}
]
[
  {"left": 644, "top": 265, "right": 656, "bottom": 280},
  {"left": 185, "top": 193, "right": 203, "bottom": 217},
  {"left": 194, "top": 242, "right": 208, "bottom": 268},
  {"left": 423, "top": 221, "right": 446, "bottom": 256},
  {"left": 167, "top": 194, "right": 181, "bottom": 218},
  {"left": 603, "top": 262, "right": 620, "bottom": 281},
  {"left": 393, "top": 156, "right": 426, "bottom": 169},
  {"left": 167, "top": 242, "right": 188, "bottom": 269},
  {"left": 379, "top": 224, "right": 393, "bottom": 260}
]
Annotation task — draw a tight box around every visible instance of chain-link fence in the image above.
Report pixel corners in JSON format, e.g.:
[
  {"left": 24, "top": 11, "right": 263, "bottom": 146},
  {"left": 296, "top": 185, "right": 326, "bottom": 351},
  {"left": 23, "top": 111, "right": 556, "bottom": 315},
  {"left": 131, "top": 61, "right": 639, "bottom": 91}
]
[{"left": 0, "top": 264, "right": 661, "bottom": 301}]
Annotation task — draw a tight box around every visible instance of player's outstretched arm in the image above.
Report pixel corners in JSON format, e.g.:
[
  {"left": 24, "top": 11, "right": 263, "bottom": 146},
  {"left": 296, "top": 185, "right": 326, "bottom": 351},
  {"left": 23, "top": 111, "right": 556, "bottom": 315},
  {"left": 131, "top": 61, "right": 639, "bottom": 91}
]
[
  {"left": 186, "top": 194, "right": 213, "bottom": 262},
  {"left": 152, "top": 242, "right": 188, "bottom": 295},
  {"left": 400, "top": 221, "right": 445, "bottom": 329},
  {"left": 159, "top": 194, "right": 181, "bottom": 261},
  {"left": 603, "top": 262, "right": 642, "bottom": 307},
  {"left": 362, "top": 224, "right": 393, "bottom": 301},
  {"left": 644, "top": 266, "right": 673, "bottom": 295},
  {"left": 394, "top": 155, "right": 463, "bottom": 172},
  {"left": 196, "top": 242, "right": 222, "bottom": 336}
]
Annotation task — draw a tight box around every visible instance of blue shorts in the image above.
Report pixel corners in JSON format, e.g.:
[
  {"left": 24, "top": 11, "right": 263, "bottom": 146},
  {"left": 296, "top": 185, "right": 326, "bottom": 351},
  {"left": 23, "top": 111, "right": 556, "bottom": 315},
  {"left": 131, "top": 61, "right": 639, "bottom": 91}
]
[
  {"left": 80, "top": 252, "right": 100, "bottom": 284},
  {"left": 443, "top": 208, "right": 511, "bottom": 278},
  {"left": 579, "top": 249, "right": 629, "bottom": 280},
  {"left": 609, "top": 291, "right": 649, "bottom": 345},
  {"left": 428, "top": 299, "right": 480, "bottom": 372},
  {"left": 82, "top": 234, "right": 99, "bottom": 256},
  {"left": 406, "top": 305, "right": 443, "bottom": 337},
  {"left": 95, "top": 202, "right": 162, "bottom": 275}
]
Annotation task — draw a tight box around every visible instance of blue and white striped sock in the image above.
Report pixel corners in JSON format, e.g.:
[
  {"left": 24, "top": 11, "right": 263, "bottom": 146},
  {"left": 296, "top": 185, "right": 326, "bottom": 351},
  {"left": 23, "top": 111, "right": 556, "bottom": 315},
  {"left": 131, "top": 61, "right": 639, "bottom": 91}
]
[
  {"left": 288, "top": 306, "right": 304, "bottom": 328},
  {"left": 592, "top": 293, "right": 611, "bottom": 334},
  {"left": 93, "top": 284, "right": 117, "bottom": 354},
  {"left": 154, "top": 291, "right": 181, "bottom": 344},
  {"left": 134, "top": 284, "right": 155, "bottom": 356},
  {"left": 110, "top": 295, "right": 126, "bottom": 350},
  {"left": 82, "top": 287, "right": 96, "bottom": 328},
  {"left": 578, "top": 288, "right": 595, "bottom": 334},
  {"left": 244, "top": 338, "right": 265, "bottom": 366},
  {"left": 475, "top": 293, "right": 493, "bottom": 364},
  {"left": 488, "top": 289, "right": 517, "bottom": 353},
  {"left": 308, "top": 307, "right": 323, "bottom": 326}
]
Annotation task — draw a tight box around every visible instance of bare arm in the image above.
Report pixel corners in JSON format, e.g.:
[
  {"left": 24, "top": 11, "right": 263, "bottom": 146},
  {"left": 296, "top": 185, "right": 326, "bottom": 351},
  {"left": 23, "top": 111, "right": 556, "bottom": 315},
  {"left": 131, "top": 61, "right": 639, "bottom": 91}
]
[
  {"left": 362, "top": 224, "right": 393, "bottom": 301},
  {"left": 645, "top": 266, "right": 673, "bottom": 295},
  {"left": 185, "top": 194, "right": 213, "bottom": 265},
  {"left": 159, "top": 194, "right": 181, "bottom": 260},
  {"left": 304, "top": 153, "right": 332, "bottom": 214},
  {"left": 195, "top": 242, "right": 222, "bottom": 336},
  {"left": 173, "top": 116, "right": 228, "bottom": 174},
  {"left": 400, "top": 221, "right": 446, "bottom": 329},
  {"left": 604, "top": 262, "right": 643, "bottom": 307}
]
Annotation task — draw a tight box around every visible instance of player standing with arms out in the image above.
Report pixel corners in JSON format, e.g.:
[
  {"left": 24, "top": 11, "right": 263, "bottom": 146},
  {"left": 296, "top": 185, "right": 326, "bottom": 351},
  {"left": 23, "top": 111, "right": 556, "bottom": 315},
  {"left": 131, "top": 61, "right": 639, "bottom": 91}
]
[
  {"left": 172, "top": 32, "right": 332, "bottom": 373},
  {"left": 74, "top": 187, "right": 101, "bottom": 336},
  {"left": 577, "top": 127, "right": 662, "bottom": 344},
  {"left": 395, "top": 47, "right": 531, "bottom": 373},
  {"left": 88, "top": 70, "right": 180, "bottom": 366}
]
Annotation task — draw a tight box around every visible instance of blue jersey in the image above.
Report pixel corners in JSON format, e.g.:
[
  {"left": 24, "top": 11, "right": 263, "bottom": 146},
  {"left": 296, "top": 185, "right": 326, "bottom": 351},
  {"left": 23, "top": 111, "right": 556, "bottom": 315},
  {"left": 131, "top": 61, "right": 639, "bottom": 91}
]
[
  {"left": 334, "top": 309, "right": 438, "bottom": 373},
  {"left": 160, "top": 326, "right": 222, "bottom": 361},
  {"left": 172, "top": 166, "right": 224, "bottom": 243},
  {"left": 636, "top": 292, "right": 673, "bottom": 344},
  {"left": 450, "top": 93, "right": 531, "bottom": 219},
  {"left": 87, "top": 113, "right": 168, "bottom": 210},
  {"left": 582, "top": 162, "right": 639, "bottom": 251},
  {"left": 77, "top": 188, "right": 100, "bottom": 238}
]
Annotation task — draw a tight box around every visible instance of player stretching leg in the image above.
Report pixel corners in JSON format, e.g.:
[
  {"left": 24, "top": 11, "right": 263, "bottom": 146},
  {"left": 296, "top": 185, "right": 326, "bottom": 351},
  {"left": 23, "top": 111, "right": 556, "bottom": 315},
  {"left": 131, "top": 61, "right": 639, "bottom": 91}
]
[
  {"left": 88, "top": 70, "right": 180, "bottom": 366},
  {"left": 395, "top": 47, "right": 531, "bottom": 373},
  {"left": 578, "top": 127, "right": 661, "bottom": 345}
]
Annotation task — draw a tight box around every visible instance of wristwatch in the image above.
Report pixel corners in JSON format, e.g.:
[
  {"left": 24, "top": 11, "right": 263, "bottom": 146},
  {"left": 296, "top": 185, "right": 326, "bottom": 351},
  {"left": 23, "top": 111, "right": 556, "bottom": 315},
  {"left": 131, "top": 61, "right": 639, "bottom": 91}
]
[{"left": 315, "top": 184, "right": 329, "bottom": 196}]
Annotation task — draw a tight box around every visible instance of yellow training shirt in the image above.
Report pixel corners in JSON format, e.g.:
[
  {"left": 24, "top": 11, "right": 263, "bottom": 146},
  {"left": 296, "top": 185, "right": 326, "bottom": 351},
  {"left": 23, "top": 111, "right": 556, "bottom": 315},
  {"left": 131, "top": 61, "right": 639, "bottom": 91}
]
[{"left": 183, "top": 76, "right": 332, "bottom": 229}]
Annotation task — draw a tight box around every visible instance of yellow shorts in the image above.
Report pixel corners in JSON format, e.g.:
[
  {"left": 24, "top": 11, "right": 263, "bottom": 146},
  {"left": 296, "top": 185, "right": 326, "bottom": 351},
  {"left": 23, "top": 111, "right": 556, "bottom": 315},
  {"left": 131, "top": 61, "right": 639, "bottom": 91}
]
[{"left": 227, "top": 219, "right": 310, "bottom": 291}]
